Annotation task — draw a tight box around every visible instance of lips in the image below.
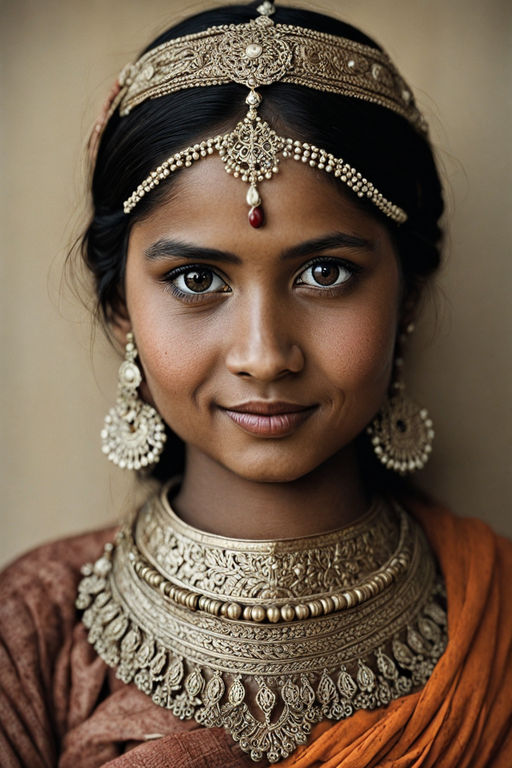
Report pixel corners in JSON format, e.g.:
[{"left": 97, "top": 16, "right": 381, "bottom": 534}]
[{"left": 220, "top": 401, "right": 316, "bottom": 437}]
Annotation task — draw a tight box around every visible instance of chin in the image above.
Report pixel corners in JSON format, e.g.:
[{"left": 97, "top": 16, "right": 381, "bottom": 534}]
[{"left": 225, "top": 454, "right": 323, "bottom": 484}]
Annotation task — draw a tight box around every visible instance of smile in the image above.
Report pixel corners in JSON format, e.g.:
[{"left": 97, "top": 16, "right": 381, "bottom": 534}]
[{"left": 221, "top": 401, "right": 317, "bottom": 437}]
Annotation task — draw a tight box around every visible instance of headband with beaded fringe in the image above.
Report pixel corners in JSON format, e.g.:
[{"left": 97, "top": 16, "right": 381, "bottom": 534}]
[{"left": 92, "top": 1, "right": 426, "bottom": 226}]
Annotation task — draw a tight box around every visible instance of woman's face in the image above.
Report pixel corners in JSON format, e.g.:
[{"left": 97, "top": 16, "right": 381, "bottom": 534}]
[{"left": 124, "top": 157, "right": 401, "bottom": 483}]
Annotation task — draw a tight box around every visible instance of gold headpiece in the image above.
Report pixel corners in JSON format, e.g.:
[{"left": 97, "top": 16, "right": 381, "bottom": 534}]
[{"left": 99, "top": 2, "right": 426, "bottom": 225}]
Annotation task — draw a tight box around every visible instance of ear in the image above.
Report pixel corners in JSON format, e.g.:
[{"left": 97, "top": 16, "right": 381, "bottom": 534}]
[
  {"left": 398, "top": 286, "right": 420, "bottom": 334},
  {"left": 108, "top": 309, "right": 132, "bottom": 351},
  {"left": 107, "top": 309, "right": 158, "bottom": 410}
]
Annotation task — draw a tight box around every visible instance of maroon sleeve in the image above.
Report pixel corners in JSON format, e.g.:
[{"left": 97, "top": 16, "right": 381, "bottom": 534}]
[
  {"left": 102, "top": 730, "right": 249, "bottom": 768},
  {"left": 0, "top": 531, "right": 251, "bottom": 768},
  {"left": 0, "top": 531, "right": 114, "bottom": 767}
]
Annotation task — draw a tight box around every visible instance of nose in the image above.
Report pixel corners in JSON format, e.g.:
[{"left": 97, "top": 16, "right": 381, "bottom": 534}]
[{"left": 225, "top": 293, "right": 304, "bottom": 381}]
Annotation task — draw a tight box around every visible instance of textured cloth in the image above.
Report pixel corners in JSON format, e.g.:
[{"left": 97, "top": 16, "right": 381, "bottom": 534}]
[
  {"left": 280, "top": 501, "right": 512, "bottom": 768},
  {"left": 0, "top": 502, "right": 511, "bottom": 767}
]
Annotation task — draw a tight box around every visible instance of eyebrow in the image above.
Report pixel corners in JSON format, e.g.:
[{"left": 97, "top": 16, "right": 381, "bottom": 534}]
[
  {"left": 145, "top": 239, "right": 240, "bottom": 264},
  {"left": 281, "top": 232, "right": 372, "bottom": 260},
  {"left": 144, "top": 232, "right": 372, "bottom": 264}
]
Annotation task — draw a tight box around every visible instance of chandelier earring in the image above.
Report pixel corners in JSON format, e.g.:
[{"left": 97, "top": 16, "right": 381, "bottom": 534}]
[
  {"left": 101, "top": 332, "right": 166, "bottom": 470},
  {"left": 367, "top": 324, "right": 435, "bottom": 475}
]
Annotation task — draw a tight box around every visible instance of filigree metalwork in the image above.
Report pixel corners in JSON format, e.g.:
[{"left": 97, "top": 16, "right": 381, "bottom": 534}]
[
  {"left": 216, "top": 17, "right": 292, "bottom": 85},
  {"left": 368, "top": 392, "right": 435, "bottom": 474},
  {"left": 123, "top": 120, "right": 408, "bottom": 223},
  {"left": 76, "top": 485, "right": 447, "bottom": 763},
  {"left": 100, "top": 333, "right": 166, "bottom": 469},
  {"left": 138, "top": 481, "right": 401, "bottom": 601},
  {"left": 219, "top": 114, "right": 285, "bottom": 187},
  {"left": 117, "top": 17, "right": 424, "bottom": 131},
  {"left": 117, "top": 10, "right": 420, "bottom": 223}
]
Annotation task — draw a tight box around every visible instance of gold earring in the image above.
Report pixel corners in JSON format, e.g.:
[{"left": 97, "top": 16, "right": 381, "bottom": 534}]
[
  {"left": 367, "top": 326, "right": 434, "bottom": 475},
  {"left": 101, "top": 332, "right": 166, "bottom": 470}
]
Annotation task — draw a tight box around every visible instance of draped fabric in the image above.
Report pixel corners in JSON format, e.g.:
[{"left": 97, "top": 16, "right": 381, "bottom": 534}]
[
  {"left": 0, "top": 501, "right": 510, "bottom": 767},
  {"left": 279, "top": 501, "right": 512, "bottom": 767}
]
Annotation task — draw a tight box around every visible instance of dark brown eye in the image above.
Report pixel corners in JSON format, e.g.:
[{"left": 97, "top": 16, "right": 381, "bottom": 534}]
[
  {"left": 170, "top": 267, "right": 228, "bottom": 296},
  {"left": 184, "top": 270, "right": 213, "bottom": 292},
  {"left": 297, "top": 261, "right": 352, "bottom": 288},
  {"left": 311, "top": 263, "right": 340, "bottom": 286}
]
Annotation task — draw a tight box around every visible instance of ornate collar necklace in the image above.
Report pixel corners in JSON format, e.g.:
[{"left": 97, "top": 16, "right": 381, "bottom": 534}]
[{"left": 77, "top": 482, "right": 447, "bottom": 763}]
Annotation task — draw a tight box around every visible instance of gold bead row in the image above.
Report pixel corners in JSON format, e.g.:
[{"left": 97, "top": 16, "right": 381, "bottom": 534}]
[
  {"left": 282, "top": 140, "right": 407, "bottom": 223},
  {"left": 123, "top": 137, "right": 221, "bottom": 214},
  {"left": 130, "top": 541, "right": 411, "bottom": 624},
  {"left": 124, "top": 129, "right": 406, "bottom": 222}
]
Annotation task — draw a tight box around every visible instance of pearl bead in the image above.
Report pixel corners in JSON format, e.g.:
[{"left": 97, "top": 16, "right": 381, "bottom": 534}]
[
  {"left": 294, "top": 604, "right": 309, "bottom": 621},
  {"left": 251, "top": 605, "right": 266, "bottom": 622},
  {"left": 226, "top": 602, "right": 242, "bottom": 620},
  {"left": 307, "top": 600, "right": 323, "bottom": 617},
  {"left": 320, "top": 597, "right": 334, "bottom": 614}
]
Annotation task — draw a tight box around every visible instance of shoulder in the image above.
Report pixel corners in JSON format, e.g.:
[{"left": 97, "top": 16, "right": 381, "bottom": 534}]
[
  {"left": 404, "top": 494, "right": 512, "bottom": 640},
  {"left": 407, "top": 496, "right": 512, "bottom": 568},
  {"left": 0, "top": 525, "right": 118, "bottom": 659},
  {"left": 404, "top": 498, "right": 512, "bottom": 759},
  {"left": 0, "top": 524, "right": 118, "bottom": 661},
  {"left": 0, "top": 526, "right": 117, "bottom": 609},
  {"left": 1, "top": 526, "right": 117, "bottom": 579},
  {"left": 0, "top": 527, "right": 117, "bottom": 768}
]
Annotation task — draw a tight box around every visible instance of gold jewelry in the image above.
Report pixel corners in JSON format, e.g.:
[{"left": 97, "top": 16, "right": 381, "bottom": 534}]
[
  {"left": 112, "top": 6, "right": 426, "bottom": 224},
  {"left": 101, "top": 332, "right": 166, "bottom": 469},
  {"left": 257, "top": 0, "right": 275, "bottom": 16},
  {"left": 118, "top": 16, "right": 422, "bottom": 127},
  {"left": 77, "top": 481, "right": 447, "bottom": 763},
  {"left": 367, "top": 390, "right": 434, "bottom": 474},
  {"left": 367, "top": 329, "right": 435, "bottom": 473}
]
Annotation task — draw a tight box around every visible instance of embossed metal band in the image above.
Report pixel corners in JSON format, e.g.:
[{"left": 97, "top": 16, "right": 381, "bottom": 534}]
[
  {"left": 118, "top": 17, "right": 425, "bottom": 133},
  {"left": 139, "top": 483, "right": 404, "bottom": 604},
  {"left": 117, "top": 15, "right": 424, "bottom": 222},
  {"left": 77, "top": 487, "right": 447, "bottom": 763}
]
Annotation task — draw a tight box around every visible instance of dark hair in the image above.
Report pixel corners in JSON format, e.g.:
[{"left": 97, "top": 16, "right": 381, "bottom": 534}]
[{"left": 81, "top": 0, "right": 444, "bottom": 483}]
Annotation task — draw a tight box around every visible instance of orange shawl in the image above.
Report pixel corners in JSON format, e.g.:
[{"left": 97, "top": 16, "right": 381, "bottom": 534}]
[{"left": 280, "top": 501, "right": 512, "bottom": 768}]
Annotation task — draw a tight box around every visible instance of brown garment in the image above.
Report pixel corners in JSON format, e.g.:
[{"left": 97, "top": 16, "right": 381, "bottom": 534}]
[
  {"left": 0, "top": 503, "right": 511, "bottom": 767},
  {"left": 0, "top": 528, "right": 248, "bottom": 767}
]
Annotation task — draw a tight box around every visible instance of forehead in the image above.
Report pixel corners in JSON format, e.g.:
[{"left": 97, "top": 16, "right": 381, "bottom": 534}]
[{"left": 130, "top": 155, "right": 391, "bottom": 256}]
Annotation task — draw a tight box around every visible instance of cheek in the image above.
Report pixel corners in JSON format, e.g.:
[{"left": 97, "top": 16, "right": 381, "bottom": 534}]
[
  {"left": 128, "top": 295, "right": 223, "bottom": 430},
  {"left": 308, "top": 288, "right": 399, "bottom": 401},
  {"left": 339, "top": 315, "right": 395, "bottom": 383},
  {"left": 124, "top": 256, "right": 213, "bottom": 399},
  {"left": 136, "top": 320, "right": 215, "bottom": 405}
]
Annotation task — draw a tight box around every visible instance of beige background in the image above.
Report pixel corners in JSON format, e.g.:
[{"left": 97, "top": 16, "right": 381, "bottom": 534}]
[{"left": 1, "top": 0, "right": 511, "bottom": 569}]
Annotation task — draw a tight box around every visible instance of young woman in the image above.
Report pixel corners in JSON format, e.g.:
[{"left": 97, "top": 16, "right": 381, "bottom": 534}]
[{"left": 1, "top": 1, "right": 510, "bottom": 766}]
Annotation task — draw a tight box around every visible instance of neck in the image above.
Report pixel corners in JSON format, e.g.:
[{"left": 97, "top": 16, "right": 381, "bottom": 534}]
[{"left": 172, "top": 446, "right": 369, "bottom": 540}]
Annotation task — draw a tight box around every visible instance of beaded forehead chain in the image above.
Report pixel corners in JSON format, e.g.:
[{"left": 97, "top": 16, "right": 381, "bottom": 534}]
[{"left": 93, "top": 1, "right": 426, "bottom": 227}]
